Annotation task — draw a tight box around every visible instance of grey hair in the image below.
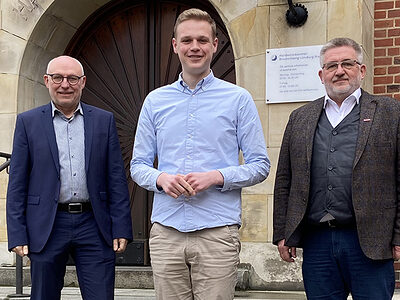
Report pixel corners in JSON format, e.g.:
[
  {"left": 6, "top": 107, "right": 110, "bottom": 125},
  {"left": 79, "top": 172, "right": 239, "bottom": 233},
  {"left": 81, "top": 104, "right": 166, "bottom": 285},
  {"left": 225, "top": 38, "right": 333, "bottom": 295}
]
[{"left": 320, "top": 37, "right": 363, "bottom": 66}]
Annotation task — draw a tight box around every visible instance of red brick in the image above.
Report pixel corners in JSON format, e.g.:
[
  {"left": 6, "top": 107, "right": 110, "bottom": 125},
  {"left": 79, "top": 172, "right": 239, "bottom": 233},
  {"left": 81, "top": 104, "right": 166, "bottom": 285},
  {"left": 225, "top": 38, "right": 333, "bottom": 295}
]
[
  {"left": 375, "top": 29, "right": 387, "bottom": 38},
  {"left": 375, "top": 38, "right": 394, "bottom": 47},
  {"left": 375, "top": 19, "right": 394, "bottom": 28},
  {"left": 389, "top": 66, "right": 400, "bottom": 74},
  {"left": 395, "top": 75, "right": 400, "bottom": 83},
  {"left": 396, "top": 37, "right": 400, "bottom": 45},
  {"left": 375, "top": 57, "right": 393, "bottom": 65},
  {"left": 374, "top": 76, "right": 394, "bottom": 85},
  {"left": 375, "top": 11, "right": 387, "bottom": 19},
  {"left": 396, "top": 19, "right": 400, "bottom": 27},
  {"left": 375, "top": 1, "right": 395, "bottom": 10},
  {"left": 389, "top": 47, "right": 400, "bottom": 56},
  {"left": 374, "top": 86, "right": 386, "bottom": 94},
  {"left": 388, "top": 85, "right": 400, "bottom": 92},
  {"left": 375, "top": 67, "right": 387, "bottom": 75},
  {"left": 397, "top": 0, "right": 400, "bottom": 8},
  {"left": 389, "top": 9, "right": 400, "bottom": 18},
  {"left": 375, "top": 49, "right": 387, "bottom": 57},
  {"left": 389, "top": 28, "right": 400, "bottom": 37},
  {"left": 394, "top": 94, "right": 400, "bottom": 100}
]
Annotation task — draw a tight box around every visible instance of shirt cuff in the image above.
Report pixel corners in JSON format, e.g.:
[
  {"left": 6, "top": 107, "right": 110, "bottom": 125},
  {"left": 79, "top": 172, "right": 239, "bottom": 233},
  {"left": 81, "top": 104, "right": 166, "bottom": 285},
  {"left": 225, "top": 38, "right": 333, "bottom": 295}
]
[
  {"left": 151, "top": 170, "right": 164, "bottom": 193},
  {"left": 217, "top": 167, "right": 232, "bottom": 192}
]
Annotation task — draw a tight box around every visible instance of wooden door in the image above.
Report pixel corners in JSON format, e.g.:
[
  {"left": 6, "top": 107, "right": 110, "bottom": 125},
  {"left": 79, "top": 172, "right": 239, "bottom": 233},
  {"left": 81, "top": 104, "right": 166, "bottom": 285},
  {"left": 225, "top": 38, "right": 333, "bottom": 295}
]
[{"left": 65, "top": 0, "right": 235, "bottom": 265}]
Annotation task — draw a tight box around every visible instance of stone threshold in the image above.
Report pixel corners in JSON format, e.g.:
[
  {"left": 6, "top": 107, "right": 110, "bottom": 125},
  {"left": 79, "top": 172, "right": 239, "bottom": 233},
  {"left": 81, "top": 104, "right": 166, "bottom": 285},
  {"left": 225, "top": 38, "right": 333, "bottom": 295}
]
[{"left": 0, "top": 263, "right": 304, "bottom": 291}]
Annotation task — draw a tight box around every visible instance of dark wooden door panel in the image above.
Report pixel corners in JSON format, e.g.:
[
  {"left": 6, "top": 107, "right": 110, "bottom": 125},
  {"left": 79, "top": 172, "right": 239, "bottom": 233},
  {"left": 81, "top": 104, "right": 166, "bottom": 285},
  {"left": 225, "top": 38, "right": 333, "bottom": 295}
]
[{"left": 65, "top": 0, "right": 235, "bottom": 265}]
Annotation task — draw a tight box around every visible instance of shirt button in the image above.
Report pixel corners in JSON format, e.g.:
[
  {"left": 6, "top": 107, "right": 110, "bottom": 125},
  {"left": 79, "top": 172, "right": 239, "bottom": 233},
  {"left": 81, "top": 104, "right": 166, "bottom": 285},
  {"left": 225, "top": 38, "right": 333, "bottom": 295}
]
[
  {"left": 73, "top": 192, "right": 77, "bottom": 196},
  {"left": 73, "top": 173, "right": 76, "bottom": 176},
  {"left": 332, "top": 131, "right": 338, "bottom": 136},
  {"left": 328, "top": 166, "right": 333, "bottom": 171},
  {"left": 330, "top": 148, "right": 335, "bottom": 152},
  {"left": 327, "top": 185, "right": 333, "bottom": 191}
]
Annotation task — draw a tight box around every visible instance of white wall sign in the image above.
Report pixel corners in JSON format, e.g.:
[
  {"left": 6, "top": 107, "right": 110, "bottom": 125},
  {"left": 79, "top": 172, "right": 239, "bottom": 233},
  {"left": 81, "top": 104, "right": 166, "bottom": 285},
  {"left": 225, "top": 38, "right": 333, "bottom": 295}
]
[{"left": 265, "top": 45, "right": 326, "bottom": 104}]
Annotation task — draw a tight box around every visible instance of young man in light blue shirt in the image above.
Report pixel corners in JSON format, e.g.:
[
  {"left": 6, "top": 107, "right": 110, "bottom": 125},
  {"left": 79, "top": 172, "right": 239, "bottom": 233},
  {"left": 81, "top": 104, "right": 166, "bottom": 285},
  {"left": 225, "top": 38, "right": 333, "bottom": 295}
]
[{"left": 131, "top": 8, "right": 270, "bottom": 300}]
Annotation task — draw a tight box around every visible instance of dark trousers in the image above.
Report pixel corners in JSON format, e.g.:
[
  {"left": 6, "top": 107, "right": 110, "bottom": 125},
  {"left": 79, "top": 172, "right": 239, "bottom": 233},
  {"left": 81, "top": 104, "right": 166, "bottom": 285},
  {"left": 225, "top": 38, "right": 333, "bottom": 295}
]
[
  {"left": 302, "top": 226, "right": 394, "bottom": 300},
  {"left": 29, "top": 210, "right": 115, "bottom": 300}
]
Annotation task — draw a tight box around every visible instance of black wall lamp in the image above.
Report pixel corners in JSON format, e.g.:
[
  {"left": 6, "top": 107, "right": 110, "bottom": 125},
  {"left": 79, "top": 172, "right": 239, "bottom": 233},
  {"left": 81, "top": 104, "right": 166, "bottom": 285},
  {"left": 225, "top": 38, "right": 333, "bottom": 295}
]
[{"left": 286, "top": 0, "right": 308, "bottom": 27}]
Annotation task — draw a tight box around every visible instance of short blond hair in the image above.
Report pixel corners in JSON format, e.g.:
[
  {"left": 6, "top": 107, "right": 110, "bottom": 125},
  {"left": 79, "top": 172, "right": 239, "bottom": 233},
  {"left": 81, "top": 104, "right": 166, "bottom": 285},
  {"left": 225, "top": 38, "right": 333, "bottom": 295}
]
[{"left": 173, "top": 8, "right": 216, "bottom": 39}]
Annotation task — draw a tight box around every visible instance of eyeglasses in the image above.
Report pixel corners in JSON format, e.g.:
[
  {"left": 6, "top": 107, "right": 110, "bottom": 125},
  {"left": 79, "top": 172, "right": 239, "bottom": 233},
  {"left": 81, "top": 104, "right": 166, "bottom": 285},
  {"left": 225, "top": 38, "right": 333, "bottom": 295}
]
[
  {"left": 46, "top": 73, "right": 85, "bottom": 85},
  {"left": 322, "top": 59, "right": 361, "bottom": 72}
]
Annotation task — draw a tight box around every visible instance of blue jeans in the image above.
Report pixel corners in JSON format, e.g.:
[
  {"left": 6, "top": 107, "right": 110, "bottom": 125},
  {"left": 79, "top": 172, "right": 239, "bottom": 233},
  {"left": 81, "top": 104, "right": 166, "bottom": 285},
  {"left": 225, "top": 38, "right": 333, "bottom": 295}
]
[{"left": 302, "top": 226, "right": 394, "bottom": 300}]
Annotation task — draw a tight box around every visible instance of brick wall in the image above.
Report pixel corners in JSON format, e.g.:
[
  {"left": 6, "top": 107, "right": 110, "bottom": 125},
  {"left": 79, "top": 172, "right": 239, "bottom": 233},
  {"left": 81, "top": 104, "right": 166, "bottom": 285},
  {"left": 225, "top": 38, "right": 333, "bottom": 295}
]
[
  {"left": 374, "top": 0, "right": 400, "bottom": 288},
  {"left": 374, "top": 0, "right": 400, "bottom": 100}
]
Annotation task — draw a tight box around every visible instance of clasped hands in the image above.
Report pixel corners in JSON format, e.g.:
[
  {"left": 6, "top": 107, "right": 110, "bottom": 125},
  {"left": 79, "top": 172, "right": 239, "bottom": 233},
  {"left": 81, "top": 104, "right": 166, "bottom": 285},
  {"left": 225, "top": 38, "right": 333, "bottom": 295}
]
[{"left": 156, "top": 170, "right": 224, "bottom": 199}]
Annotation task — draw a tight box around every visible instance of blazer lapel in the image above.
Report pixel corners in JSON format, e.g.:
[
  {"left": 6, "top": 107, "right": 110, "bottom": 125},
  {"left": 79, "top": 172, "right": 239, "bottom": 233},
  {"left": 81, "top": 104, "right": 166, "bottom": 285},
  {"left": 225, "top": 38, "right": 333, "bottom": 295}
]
[
  {"left": 353, "top": 91, "right": 377, "bottom": 168},
  {"left": 305, "top": 97, "right": 324, "bottom": 165},
  {"left": 82, "top": 103, "right": 93, "bottom": 173},
  {"left": 41, "top": 103, "right": 60, "bottom": 175}
]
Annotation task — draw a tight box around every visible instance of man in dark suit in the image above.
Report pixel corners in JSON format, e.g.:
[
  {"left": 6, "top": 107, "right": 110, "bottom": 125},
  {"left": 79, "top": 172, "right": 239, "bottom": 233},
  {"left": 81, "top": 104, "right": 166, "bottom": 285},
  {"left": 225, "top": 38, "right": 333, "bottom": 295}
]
[
  {"left": 6, "top": 55, "right": 133, "bottom": 300},
  {"left": 273, "top": 37, "right": 400, "bottom": 299}
]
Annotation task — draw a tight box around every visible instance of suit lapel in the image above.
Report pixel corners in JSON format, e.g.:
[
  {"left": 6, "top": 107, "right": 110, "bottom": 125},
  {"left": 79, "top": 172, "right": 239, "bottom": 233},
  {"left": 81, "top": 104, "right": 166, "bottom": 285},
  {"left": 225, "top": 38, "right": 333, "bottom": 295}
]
[
  {"left": 41, "top": 103, "right": 60, "bottom": 175},
  {"left": 353, "top": 91, "right": 377, "bottom": 168},
  {"left": 306, "top": 97, "right": 324, "bottom": 165},
  {"left": 82, "top": 103, "right": 93, "bottom": 173}
]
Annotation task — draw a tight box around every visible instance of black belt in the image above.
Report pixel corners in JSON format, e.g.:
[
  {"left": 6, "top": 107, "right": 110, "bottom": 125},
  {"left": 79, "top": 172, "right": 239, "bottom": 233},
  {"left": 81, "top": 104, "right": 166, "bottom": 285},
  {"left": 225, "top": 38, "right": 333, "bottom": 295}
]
[{"left": 58, "top": 202, "right": 91, "bottom": 214}]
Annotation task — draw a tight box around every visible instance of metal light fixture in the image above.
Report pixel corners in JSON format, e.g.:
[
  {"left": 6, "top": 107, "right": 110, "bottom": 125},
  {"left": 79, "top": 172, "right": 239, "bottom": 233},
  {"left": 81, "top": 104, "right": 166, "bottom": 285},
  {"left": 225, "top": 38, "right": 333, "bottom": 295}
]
[{"left": 286, "top": 0, "right": 308, "bottom": 27}]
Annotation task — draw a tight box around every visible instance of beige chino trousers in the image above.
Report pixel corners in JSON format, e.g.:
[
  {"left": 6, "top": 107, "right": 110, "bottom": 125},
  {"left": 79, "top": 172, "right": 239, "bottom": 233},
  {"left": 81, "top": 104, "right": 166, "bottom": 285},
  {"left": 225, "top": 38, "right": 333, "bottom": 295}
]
[{"left": 149, "top": 223, "right": 241, "bottom": 300}]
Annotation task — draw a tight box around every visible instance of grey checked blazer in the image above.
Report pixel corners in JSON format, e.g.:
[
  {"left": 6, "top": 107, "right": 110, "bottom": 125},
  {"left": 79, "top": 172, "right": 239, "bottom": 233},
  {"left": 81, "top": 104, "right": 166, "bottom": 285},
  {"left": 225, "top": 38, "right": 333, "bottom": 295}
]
[{"left": 273, "top": 90, "right": 400, "bottom": 260}]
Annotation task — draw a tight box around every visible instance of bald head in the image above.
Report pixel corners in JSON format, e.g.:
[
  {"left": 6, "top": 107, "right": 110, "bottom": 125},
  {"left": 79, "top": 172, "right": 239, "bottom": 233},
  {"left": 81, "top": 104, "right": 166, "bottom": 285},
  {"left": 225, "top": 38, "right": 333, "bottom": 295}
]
[{"left": 46, "top": 56, "right": 84, "bottom": 75}]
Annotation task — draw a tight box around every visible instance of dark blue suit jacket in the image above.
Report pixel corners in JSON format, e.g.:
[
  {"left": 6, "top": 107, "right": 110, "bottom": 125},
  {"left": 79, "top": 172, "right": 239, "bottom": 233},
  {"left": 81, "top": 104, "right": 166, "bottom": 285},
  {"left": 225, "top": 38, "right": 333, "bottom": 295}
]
[{"left": 6, "top": 102, "right": 132, "bottom": 252}]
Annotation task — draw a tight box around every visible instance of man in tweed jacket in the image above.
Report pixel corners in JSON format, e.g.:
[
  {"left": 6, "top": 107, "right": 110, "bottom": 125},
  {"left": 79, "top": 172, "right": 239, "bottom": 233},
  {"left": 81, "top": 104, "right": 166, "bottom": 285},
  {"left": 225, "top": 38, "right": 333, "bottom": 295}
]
[{"left": 273, "top": 37, "right": 400, "bottom": 299}]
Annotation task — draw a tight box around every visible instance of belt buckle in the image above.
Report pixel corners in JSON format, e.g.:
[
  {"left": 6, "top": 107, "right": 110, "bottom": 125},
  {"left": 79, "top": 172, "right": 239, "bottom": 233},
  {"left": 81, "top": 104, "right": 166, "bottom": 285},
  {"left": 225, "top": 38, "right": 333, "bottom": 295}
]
[
  {"left": 68, "top": 203, "right": 83, "bottom": 214},
  {"left": 327, "top": 220, "right": 336, "bottom": 228}
]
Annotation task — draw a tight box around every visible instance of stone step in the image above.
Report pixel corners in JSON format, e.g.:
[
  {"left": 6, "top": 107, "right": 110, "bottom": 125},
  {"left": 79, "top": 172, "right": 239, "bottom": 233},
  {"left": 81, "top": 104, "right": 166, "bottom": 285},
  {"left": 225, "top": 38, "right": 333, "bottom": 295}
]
[
  {"left": 0, "top": 263, "right": 301, "bottom": 290},
  {"left": 0, "top": 266, "right": 154, "bottom": 289}
]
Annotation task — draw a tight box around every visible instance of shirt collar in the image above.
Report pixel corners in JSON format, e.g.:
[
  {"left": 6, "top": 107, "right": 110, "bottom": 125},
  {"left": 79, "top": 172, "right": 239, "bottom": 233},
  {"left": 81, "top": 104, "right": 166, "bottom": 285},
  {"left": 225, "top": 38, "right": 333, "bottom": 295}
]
[
  {"left": 51, "top": 101, "right": 83, "bottom": 118},
  {"left": 323, "top": 88, "right": 361, "bottom": 109},
  {"left": 176, "top": 70, "right": 215, "bottom": 93}
]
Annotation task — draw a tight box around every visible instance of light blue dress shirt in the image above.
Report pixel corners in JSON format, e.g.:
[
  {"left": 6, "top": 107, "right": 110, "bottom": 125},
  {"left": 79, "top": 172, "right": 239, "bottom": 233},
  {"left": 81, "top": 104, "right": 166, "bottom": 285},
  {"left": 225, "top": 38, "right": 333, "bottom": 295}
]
[
  {"left": 52, "top": 102, "right": 89, "bottom": 203},
  {"left": 130, "top": 71, "right": 270, "bottom": 232}
]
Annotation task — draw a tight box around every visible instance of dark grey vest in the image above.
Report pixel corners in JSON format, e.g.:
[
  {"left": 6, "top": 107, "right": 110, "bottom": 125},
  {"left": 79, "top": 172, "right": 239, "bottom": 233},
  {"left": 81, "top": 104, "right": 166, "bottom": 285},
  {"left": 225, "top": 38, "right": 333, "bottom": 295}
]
[{"left": 306, "top": 104, "right": 360, "bottom": 225}]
